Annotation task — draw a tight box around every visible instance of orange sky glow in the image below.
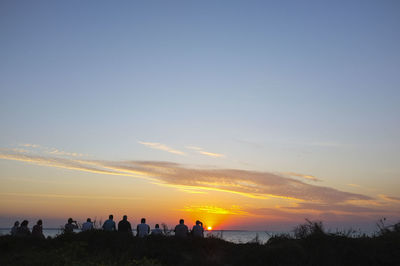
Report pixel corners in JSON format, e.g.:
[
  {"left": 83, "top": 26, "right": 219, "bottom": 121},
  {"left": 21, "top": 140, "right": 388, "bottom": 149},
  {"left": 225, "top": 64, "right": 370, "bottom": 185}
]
[{"left": 1, "top": 145, "right": 399, "bottom": 231}]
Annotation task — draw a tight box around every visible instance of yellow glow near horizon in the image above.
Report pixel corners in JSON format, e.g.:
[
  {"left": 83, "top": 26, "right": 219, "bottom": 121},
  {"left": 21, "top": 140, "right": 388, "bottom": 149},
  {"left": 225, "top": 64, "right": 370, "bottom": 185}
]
[
  {"left": 207, "top": 226, "right": 212, "bottom": 230},
  {"left": 179, "top": 205, "right": 250, "bottom": 230}
]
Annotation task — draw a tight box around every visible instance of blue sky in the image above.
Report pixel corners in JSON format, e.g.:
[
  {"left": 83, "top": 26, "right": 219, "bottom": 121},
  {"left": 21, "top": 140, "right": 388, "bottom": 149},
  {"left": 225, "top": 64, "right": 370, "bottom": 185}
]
[{"left": 1, "top": 0, "right": 399, "bottom": 229}]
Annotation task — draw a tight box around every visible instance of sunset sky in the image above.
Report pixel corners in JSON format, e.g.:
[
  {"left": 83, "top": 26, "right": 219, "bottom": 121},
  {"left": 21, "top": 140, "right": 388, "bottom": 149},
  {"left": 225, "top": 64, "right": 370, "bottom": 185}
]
[{"left": 1, "top": 0, "right": 399, "bottom": 231}]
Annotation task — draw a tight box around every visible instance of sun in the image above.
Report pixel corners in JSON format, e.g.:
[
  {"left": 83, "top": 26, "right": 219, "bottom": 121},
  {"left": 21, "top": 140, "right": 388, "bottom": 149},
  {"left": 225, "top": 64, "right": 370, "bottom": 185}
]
[{"left": 207, "top": 226, "right": 212, "bottom": 230}]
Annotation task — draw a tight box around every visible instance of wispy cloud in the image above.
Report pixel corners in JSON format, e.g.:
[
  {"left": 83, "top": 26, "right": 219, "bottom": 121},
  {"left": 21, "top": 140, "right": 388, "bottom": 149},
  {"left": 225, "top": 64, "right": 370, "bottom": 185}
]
[
  {"left": 185, "top": 146, "right": 203, "bottom": 151},
  {"left": 17, "top": 143, "right": 87, "bottom": 158},
  {"left": 0, "top": 152, "right": 128, "bottom": 177},
  {"left": 186, "top": 145, "right": 225, "bottom": 158},
  {"left": 348, "top": 183, "right": 363, "bottom": 188},
  {"left": 138, "top": 141, "right": 185, "bottom": 155},
  {"left": 347, "top": 183, "right": 377, "bottom": 192},
  {"left": 244, "top": 205, "right": 394, "bottom": 222},
  {"left": 198, "top": 151, "right": 225, "bottom": 158},
  {"left": 379, "top": 194, "right": 400, "bottom": 203},
  {"left": 47, "top": 149, "right": 85, "bottom": 157},
  {"left": 0, "top": 148, "right": 373, "bottom": 205},
  {"left": 283, "top": 202, "right": 386, "bottom": 214},
  {"left": 19, "top": 143, "right": 40, "bottom": 148},
  {"left": 0, "top": 192, "right": 141, "bottom": 201},
  {"left": 11, "top": 148, "right": 30, "bottom": 153},
  {"left": 282, "top": 172, "right": 321, "bottom": 182},
  {"left": 181, "top": 205, "right": 249, "bottom": 215}
]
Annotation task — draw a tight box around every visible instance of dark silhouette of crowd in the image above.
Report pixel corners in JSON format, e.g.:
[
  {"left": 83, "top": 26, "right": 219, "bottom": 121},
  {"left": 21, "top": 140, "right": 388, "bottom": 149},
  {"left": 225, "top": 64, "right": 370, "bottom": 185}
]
[
  {"left": 10, "top": 219, "right": 44, "bottom": 238},
  {"left": 8, "top": 215, "right": 205, "bottom": 239}
]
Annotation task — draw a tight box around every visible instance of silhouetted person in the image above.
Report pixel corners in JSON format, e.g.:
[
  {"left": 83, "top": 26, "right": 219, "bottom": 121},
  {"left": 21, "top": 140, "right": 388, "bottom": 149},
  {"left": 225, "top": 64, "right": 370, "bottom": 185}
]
[
  {"left": 11, "top": 221, "right": 19, "bottom": 236},
  {"left": 118, "top": 215, "right": 132, "bottom": 235},
  {"left": 64, "top": 218, "right": 78, "bottom": 233},
  {"left": 32, "top": 220, "right": 44, "bottom": 239},
  {"left": 137, "top": 218, "right": 150, "bottom": 237},
  {"left": 192, "top": 220, "right": 204, "bottom": 238},
  {"left": 17, "top": 220, "right": 31, "bottom": 237},
  {"left": 102, "top": 214, "right": 116, "bottom": 231},
  {"left": 174, "top": 219, "right": 188, "bottom": 238},
  {"left": 82, "top": 218, "right": 93, "bottom": 231},
  {"left": 152, "top": 224, "right": 163, "bottom": 236}
]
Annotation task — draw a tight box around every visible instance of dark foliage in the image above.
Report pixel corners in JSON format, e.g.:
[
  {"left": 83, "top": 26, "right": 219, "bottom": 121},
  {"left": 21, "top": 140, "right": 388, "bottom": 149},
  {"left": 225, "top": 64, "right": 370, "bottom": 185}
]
[{"left": 1, "top": 221, "right": 400, "bottom": 266}]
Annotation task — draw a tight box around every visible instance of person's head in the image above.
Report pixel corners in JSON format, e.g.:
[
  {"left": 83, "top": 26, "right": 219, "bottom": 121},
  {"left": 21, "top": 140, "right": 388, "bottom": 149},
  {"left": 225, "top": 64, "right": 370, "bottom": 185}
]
[
  {"left": 87, "top": 218, "right": 91, "bottom": 222},
  {"left": 196, "top": 220, "right": 201, "bottom": 225},
  {"left": 155, "top": 224, "right": 159, "bottom": 228},
  {"left": 21, "top": 220, "right": 28, "bottom": 227},
  {"left": 123, "top": 215, "right": 127, "bottom": 221},
  {"left": 68, "top": 218, "right": 73, "bottom": 224},
  {"left": 37, "top": 220, "right": 42, "bottom": 226},
  {"left": 109, "top": 214, "right": 113, "bottom": 220},
  {"left": 179, "top": 219, "right": 184, "bottom": 224},
  {"left": 141, "top": 218, "right": 146, "bottom": 223},
  {"left": 14, "top": 221, "right": 19, "bottom": 227}
]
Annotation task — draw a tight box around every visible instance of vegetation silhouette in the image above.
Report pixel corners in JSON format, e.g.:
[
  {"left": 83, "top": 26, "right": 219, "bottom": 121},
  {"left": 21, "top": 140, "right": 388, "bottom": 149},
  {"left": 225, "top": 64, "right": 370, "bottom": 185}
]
[{"left": 1, "top": 219, "right": 399, "bottom": 265}]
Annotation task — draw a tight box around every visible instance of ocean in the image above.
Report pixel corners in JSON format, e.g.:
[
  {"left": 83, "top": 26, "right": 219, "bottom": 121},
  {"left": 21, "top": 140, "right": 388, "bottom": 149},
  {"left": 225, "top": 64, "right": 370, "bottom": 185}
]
[{"left": 0, "top": 228, "right": 285, "bottom": 244}]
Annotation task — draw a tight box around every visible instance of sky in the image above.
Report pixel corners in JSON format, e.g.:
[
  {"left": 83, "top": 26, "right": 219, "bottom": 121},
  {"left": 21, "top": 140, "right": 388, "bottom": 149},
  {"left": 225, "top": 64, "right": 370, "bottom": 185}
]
[{"left": 0, "top": 0, "right": 399, "bottom": 231}]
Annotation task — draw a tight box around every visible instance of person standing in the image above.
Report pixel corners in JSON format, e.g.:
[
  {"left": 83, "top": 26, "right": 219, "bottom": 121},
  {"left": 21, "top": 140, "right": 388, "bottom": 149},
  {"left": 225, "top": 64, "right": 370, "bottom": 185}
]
[
  {"left": 81, "top": 218, "right": 94, "bottom": 231},
  {"left": 174, "top": 219, "right": 189, "bottom": 238},
  {"left": 102, "top": 214, "right": 116, "bottom": 231},
  {"left": 32, "top": 220, "right": 45, "bottom": 239},
  {"left": 192, "top": 220, "right": 204, "bottom": 238},
  {"left": 151, "top": 224, "right": 163, "bottom": 236},
  {"left": 118, "top": 215, "right": 132, "bottom": 235},
  {"left": 17, "top": 220, "right": 31, "bottom": 237},
  {"left": 10, "top": 221, "right": 19, "bottom": 236},
  {"left": 64, "top": 218, "right": 78, "bottom": 233},
  {"left": 137, "top": 218, "right": 150, "bottom": 237}
]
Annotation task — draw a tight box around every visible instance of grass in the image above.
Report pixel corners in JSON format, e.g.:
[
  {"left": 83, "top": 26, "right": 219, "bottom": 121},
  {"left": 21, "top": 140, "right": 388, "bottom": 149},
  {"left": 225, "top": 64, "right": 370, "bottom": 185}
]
[{"left": 1, "top": 220, "right": 399, "bottom": 265}]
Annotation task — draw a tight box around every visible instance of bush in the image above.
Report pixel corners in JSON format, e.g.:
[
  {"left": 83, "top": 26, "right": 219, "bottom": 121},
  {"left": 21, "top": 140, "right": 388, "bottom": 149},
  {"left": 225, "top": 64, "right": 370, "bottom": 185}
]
[
  {"left": 1, "top": 220, "right": 399, "bottom": 265},
  {"left": 293, "top": 219, "right": 325, "bottom": 239}
]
